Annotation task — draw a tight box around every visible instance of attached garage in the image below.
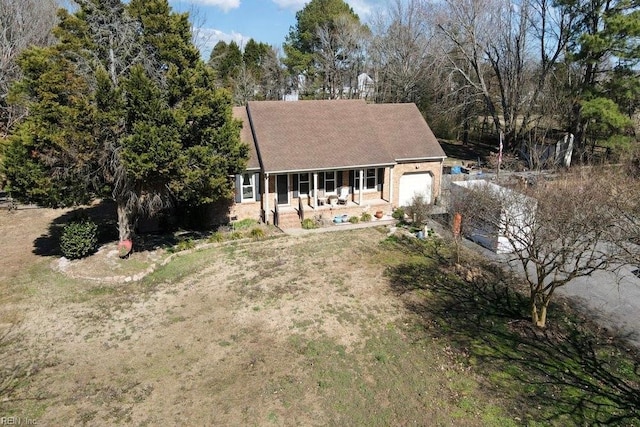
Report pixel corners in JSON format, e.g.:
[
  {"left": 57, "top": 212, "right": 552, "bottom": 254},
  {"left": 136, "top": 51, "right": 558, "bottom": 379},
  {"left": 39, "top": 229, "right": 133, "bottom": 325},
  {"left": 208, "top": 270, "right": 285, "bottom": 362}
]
[{"left": 398, "top": 172, "right": 432, "bottom": 207}]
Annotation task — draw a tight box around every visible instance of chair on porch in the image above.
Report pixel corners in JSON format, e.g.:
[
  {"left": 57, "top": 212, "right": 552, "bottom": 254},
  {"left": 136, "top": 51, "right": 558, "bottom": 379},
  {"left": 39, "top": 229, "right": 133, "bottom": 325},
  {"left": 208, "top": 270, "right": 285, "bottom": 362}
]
[
  {"left": 337, "top": 186, "right": 349, "bottom": 205},
  {"left": 313, "top": 188, "right": 327, "bottom": 206}
]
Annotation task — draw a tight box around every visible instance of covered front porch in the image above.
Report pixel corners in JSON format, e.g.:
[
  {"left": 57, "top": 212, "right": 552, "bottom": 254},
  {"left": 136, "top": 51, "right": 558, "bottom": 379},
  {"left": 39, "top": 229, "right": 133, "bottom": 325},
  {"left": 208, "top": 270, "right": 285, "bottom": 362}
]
[
  {"left": 262, "top": 167, "right": 395, "bottom": 226},
  {"left": 273, "top": 198, "right": 394, "bottom": 229}
]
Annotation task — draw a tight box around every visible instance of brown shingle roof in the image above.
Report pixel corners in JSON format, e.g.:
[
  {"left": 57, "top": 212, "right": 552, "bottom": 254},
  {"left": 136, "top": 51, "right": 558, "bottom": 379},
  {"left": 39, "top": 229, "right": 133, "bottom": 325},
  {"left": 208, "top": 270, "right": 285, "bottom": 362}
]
[
  {"left": 367, "top": 103, "right": 446, "bottom": 160},
  {"left": 236, "top": 100, "right": 445, "bottom": 173},
  {"left": 232, "top": 106, "right": 260, "bottom": 170}
]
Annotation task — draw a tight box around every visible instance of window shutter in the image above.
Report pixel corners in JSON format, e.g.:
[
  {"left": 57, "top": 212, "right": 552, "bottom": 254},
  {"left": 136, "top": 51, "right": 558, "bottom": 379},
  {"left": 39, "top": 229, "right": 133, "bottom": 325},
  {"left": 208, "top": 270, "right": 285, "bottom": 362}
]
[
  {"left": 292, "top": 174, "right": 299, "bottom": 198},
  {"left": 349, "top": 170, "right": 354, "bottom": 191},
  {"left": 337, "top": 171, "right": 343, "bottom": 187},
  {"left": 254, "top": 173, "right": 261, "bottom": 201},
  {"left": 377, "top": 168, "right": 384, "bottom": 191},
  {"left": 234, "top": 175, "right": 242, "bottom": 203},
  {"left": 318, "top": 172, "right": 325, "bottom": 190}
]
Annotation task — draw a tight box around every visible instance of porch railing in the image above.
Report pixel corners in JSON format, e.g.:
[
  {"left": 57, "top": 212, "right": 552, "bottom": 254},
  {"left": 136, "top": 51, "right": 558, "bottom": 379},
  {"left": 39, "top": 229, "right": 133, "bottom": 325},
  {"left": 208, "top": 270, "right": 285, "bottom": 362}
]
[
  {"left": 273, "top": 197, "right": 279, "bottom": 227},
  {"left": 298, "top": 196, "right": 304, "bottom": 221}
]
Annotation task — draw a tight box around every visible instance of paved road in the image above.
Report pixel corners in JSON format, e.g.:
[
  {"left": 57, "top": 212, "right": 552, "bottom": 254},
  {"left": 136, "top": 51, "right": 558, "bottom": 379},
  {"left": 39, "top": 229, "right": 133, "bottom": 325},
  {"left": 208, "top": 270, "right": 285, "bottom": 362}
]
[{"left": 553, "top": 265, "right": 640, "bottom": 347}]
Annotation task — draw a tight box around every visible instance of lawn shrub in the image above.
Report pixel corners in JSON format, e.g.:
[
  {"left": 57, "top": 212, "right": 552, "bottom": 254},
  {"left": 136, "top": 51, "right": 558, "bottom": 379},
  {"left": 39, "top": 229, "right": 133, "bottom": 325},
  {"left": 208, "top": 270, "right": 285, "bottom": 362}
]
[
  {"left": 301, "top": 218, "right": 317, "bottom": 229},
  {"left": 249, "top": 227, "right": 266, "bottom": 240},
  {"left": 349, "top": 216, "right": 359, "bottom": 224},
  {"left": 233, "top": 218, "right": 258, "bottom": 230},
  {"left": 361, "top": 212, "right": 372, "bottom": 222},
  {"left": 406, "top": 194, "right": 431, "bottom": 226},
  {"left": 208, "top": 231, "right": 224, "bottom": 243},
  {"left": 392, "top": 207, "right": 405, "bottom": 221},
  {"left": 176, "top": 239, "right": 195, "bottom": 251},
  {"left": 230, "top": 231, "right": 243, "bottom": 240},
  {"left": 60, "top": 220, "right": 98, "bottom": 259}
]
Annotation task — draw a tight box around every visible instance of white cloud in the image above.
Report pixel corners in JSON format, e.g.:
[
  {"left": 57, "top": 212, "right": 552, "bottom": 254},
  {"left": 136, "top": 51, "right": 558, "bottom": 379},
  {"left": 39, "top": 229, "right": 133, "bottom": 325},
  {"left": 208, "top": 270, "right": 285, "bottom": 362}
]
[
  {"left": 347, "top": 0, "right": 374, "bottom": 17},
  {"left": 271, "top": 0, "right": 374, "bottom": 17},
  {"left": 271, "top": 0, "right": 307, "bottom": 9},
  {"left": 188, "top": 0, "right": 241, "bottom": 12},
  {"left": 194, "top": 27, "right": 249, "bottom": 59}
]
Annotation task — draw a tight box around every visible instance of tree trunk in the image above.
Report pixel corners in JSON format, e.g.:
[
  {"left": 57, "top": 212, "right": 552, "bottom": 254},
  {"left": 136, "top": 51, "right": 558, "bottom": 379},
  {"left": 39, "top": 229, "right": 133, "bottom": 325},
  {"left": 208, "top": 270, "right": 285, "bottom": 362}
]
[
  {"left": 531, "top": 300, "right": 548, "bottom": 328},
  {"left": 570, "top": 101, "right": 586, "bottom": 161},
  {"left": 116, "top": 199, "right": 133, "bottom": 242}
]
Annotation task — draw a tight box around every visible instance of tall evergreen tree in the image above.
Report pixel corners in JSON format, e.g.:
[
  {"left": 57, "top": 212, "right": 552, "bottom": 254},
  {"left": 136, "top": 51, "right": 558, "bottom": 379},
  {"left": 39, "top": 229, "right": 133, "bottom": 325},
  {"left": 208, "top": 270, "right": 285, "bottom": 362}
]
[
  {"left": 283, "top": 0, "right": 366, "bottom": 97},
  {"left": 2, "top": 0, "right": 247, "bottom": 242},
  {"left": 207, "top": 40, "right": 243, "bottom": 88},
  {"left": 559, "top": 0, "right": 640, "bottom": 153},
  {"left": 243, "top": 39, "right": 270, "bottom": 81}
]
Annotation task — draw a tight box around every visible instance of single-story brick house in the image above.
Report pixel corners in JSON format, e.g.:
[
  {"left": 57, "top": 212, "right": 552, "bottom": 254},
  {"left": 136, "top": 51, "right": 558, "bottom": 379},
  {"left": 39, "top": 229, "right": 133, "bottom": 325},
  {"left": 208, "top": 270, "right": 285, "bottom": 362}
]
[{"left": 230, "top": 99, "right": 446, "bottom": 226}]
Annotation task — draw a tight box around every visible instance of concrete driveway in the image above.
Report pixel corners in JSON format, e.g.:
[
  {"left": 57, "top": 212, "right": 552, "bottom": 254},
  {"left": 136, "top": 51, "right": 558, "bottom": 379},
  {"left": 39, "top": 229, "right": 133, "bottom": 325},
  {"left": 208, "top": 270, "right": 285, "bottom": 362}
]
[
  {"left": 427, "top": 218, "right": 640, "bottom": 348},
  {"left": 554, "top": 265, "right": 640, "bottom": 347}
]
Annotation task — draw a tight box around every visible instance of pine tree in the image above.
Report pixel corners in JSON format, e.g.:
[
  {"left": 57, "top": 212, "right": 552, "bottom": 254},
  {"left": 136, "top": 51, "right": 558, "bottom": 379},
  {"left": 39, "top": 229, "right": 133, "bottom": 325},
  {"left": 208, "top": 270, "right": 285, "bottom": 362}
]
[
  {"left": 2, "top": 0, "right": 247, "bottom": 242},
  {"left": 559, "top": 0, "right": 640, "bottom": 153},
  {"left": 283, "top": 0, "right": 366, "bottom": 97}
]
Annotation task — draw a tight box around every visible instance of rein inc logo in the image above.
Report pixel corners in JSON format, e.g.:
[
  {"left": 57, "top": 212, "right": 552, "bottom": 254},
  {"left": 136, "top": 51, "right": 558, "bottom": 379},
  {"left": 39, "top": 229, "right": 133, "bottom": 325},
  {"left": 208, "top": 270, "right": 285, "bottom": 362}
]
[{"left": 1, "top": 417, "right": 37, "bottom": 425}]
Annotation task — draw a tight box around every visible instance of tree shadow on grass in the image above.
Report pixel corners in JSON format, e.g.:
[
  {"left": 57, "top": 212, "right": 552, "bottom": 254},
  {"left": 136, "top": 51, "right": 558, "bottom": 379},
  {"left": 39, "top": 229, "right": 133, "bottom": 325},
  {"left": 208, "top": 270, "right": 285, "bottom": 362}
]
[
  {"left": 32, "top": 200, "right": 119, "bottom": 257},
  {"left": 32, "top": 200, "right": 180, "bottom": 257},
  {"left": 385, "top": 241, "right": 640, "bottom": 425}
]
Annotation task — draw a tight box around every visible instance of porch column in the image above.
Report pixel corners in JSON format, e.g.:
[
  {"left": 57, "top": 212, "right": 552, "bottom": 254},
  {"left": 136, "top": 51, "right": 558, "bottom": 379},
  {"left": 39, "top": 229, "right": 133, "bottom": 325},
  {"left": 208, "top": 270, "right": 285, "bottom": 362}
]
[
  {"left": 313, "top": 172, "right": 318, "bottom": 208},
  {"left": 264, "top": 173, "right": 270, "bottom": 224},
  {"left": 359, "top": 169, "right": 364, "bottom": 205},
  {"left": 389, "top": 166, "right": 394, "bottom": 205}
]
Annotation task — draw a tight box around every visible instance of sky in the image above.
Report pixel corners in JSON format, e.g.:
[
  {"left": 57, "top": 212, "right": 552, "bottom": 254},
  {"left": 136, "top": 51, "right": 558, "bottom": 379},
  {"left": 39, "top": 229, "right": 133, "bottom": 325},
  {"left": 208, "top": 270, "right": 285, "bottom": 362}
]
[{"left": 168, "top": 0, "right": 385, "bottom": 60}]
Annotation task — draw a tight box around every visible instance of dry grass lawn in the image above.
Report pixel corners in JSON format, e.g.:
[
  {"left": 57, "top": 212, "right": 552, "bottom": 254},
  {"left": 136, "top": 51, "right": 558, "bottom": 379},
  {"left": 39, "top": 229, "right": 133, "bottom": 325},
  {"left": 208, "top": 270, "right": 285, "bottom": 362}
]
[{"left": 0, "top": 207, "right": 515, "bottom": 426}]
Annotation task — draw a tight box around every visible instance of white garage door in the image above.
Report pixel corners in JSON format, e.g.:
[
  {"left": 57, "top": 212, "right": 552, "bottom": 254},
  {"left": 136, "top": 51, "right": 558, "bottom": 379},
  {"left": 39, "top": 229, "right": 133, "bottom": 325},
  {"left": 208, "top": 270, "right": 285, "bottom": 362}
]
[{"left": 399, "top": 173, "right": 432, "bottom": 207}]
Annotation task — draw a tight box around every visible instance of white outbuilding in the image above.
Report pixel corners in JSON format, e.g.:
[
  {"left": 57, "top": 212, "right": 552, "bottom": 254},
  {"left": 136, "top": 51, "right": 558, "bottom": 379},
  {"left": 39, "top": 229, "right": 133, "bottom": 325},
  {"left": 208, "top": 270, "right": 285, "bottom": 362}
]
[{"left": 451, "top": 180, "right": 537, "bottom": 254}]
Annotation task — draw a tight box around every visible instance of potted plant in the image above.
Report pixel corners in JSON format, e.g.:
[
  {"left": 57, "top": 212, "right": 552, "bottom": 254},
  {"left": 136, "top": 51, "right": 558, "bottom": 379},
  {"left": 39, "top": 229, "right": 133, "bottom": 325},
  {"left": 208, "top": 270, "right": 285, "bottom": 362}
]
[
  {"left": 374, "top": 210, "right": 384, "bottom": 219},
  {"left": 118, "top": 239, "right": 133, "bottom": 258}
]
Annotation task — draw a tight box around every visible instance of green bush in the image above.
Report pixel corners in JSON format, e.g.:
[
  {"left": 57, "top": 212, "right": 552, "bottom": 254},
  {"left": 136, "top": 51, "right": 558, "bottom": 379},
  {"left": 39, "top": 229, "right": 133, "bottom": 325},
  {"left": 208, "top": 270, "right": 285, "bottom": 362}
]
[
  {"left": 176, "top": 239, "right": 195, "bottom": 251},
  {"left": 301, "top": 218, "right": 317, "bottom": 229},
  {"left": 249, "top": 227, "right": 266, "bottom": 240},
  {"left": 60, "top": 220, "right": 98, "bottom": 259},
  {"left": 208, "top": 231, "right": 224, "bottom": 243},
  {"left": 392, "top": 207, "right": 405, "bottom": 220},
  {"left": 361, "top": 212, "right": 372, "bottom": 222},
  {"left": 230, "top": 231, "right": 244, "bottom": 240},
  {"left": 233, "top": 218, "right": 259, "bottom": 230},
  {"left": 349, "top": 216, "right": 360, "bottom": 224}
]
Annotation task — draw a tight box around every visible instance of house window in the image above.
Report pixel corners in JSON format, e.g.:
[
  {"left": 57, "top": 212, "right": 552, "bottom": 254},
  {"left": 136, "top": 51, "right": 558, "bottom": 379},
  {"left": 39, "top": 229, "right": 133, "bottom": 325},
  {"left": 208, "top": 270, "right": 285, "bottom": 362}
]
[
  {"left": 366, "top": 168, "right": 376, "bottom": 189},
  {"left": 241, "top": 173, "right": 255, "bottom": 201},
  {"left": 354, "top": 168, "right": 377, "bottom": 191},
  {"left": 324, "top": 171, "right": 336, "bottom": 193},
  {"left": 299, "top": 173, "right": 310, "bottom": 196}
]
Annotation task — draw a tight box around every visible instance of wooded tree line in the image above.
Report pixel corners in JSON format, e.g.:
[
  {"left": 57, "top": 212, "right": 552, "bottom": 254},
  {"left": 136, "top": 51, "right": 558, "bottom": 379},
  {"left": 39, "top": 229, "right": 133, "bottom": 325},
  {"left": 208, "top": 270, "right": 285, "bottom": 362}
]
[
  {"left": 1, "top": 0, "right": 638, "bottom": 156},
  {"left": 205, "top": 0, "right": 639, "bottom": 159}
]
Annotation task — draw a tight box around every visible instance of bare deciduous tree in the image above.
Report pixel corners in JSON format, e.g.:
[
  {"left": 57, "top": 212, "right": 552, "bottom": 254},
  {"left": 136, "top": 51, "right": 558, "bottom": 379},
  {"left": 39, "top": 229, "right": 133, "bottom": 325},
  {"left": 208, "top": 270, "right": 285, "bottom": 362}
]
[
  {"left": 233, "top": 63, "right": 257, "bottom": 105},
  {"left": 315, "top": 14, "right": 368, "bottom": 99},
  {"left": 0, "top": 0, "right": 59, "bottom": 135},
  {"left": 369, "top": 0, "right": 438, "bottom": 103},
  {"left": 258, "top": 47, "right": 287, "bottom": 101},
  {"left": 452, "top": 172, "right": 638, "bottom": 328},
  {"left": 435, "top": 0, "right": 575, "bottom": 147}
]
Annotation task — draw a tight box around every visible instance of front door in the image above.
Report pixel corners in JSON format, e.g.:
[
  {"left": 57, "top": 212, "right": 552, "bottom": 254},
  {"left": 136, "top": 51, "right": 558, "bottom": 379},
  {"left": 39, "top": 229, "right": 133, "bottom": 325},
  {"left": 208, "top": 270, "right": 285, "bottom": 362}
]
[{"left": 276, "top": 174, "right": 289, "bottom": 205}]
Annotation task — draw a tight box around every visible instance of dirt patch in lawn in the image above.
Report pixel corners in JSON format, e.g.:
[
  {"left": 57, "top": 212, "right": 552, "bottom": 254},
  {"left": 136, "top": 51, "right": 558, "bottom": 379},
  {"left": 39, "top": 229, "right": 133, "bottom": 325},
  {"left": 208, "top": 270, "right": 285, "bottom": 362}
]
[
  {"left": 0, "top": 207, "right": 70, "bottom": 286},
  {"left": 0, "top": 213, "right": 513, "bottom": 425}
]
